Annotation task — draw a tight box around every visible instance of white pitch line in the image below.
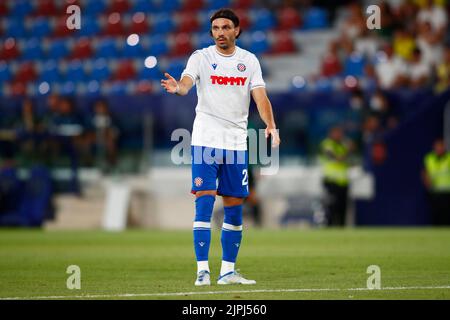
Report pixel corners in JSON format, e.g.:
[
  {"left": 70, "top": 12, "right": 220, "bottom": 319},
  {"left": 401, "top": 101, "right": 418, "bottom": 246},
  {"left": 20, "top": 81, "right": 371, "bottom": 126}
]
[{"left": 1, "top": 285, "right": 450, "bottom": 300}]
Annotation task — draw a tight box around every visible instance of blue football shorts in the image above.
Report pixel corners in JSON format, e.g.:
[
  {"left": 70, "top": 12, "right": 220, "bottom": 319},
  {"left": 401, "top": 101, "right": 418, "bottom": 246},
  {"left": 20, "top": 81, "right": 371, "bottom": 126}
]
[{"left": 191, "top": 145, "right": 249, "bottom": 198}]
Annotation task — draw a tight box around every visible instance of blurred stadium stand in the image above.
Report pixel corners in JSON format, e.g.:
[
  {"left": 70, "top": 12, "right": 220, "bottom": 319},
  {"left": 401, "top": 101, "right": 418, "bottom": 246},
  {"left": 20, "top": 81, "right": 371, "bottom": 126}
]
[{"left": 0, "top": 0, "right": 449, "bottom": 228}]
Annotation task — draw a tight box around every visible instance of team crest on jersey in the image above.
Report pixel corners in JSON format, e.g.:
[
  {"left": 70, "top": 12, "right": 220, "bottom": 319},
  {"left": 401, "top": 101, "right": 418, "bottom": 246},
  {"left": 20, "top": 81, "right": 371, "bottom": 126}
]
[
  {"left": 194, "top": 177, "right": 203, "bottom": 187},
  {"left": 212, "top": 63, "right": 217, "bottom": 70},
  {"left": 237, "top": 63, "right": 246, "bottom": 72}
]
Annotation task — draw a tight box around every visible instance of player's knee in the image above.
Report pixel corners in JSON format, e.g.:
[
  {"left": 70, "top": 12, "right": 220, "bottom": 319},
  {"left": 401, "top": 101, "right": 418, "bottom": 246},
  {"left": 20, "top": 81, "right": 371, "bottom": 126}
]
[
  {"left": 195, "top": 194, "right": 216, "bottom": 222},
  {"left": 223, "top": 204, "right": 243, "bottom": 227}
]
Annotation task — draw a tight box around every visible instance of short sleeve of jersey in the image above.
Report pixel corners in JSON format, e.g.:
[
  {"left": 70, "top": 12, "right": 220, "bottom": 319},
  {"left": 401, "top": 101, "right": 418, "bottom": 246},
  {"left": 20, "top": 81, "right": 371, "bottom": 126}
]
[
  {"left": 250, "top": 55, "right": 266, "bottom": 90},
  {"left": 181, "top": 51, "right": 201, "bottom": 83}
]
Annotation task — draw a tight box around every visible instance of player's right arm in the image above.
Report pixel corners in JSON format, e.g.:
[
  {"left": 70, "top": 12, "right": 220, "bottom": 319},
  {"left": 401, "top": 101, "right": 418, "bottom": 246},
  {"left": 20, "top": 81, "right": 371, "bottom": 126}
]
[{"left": 160, "top": 73, "right": 194, "bottom": 96}]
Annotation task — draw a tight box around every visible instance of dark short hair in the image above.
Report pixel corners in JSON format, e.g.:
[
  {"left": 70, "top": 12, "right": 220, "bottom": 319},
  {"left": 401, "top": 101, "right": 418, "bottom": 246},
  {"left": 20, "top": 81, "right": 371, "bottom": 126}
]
[{"left": 210, "top": 8, "right": 242, "bottom": 38}]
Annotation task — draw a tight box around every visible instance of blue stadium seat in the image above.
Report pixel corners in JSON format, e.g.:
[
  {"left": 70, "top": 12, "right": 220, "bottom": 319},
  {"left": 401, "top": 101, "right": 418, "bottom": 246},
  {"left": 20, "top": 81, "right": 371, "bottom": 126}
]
[
  {"left": 59, "top": 81, "right": 77, "bottom": 95},
  {"left": 122, "top": 42, "right": 145, "bottom": 58},
  {"left": 197, "top": 33, "right": 214, "bottom": 49},
  {"left": 21, "top": 38, "right": 45, "bottom": 60},
  {"left": 343, "top": 52, "right": 366, "bottom": 77},
  {"left": 65, "top": 61, "right": 86, "bottom": 82},
  {"left": 95, "top": 38, "right": 120, "bottom": 59},
  {"left": 5, "top": 19, "right": 27, "bottom": 38},
  {"left": 30, "top": 18, "right": 52, "bottom": 38},
  {"left": 303, "top": 7, "right": 328, "bottom": 30},
  {"left": 76, "top": 17, "right": 100, "bottom": 37},
  {"left": 39, "top": 60, "right": 62, "bottom": 82},
  {"left": 152, "top": 13, "right": 175, "bottom": 34},
  {"left": 47, "top": 40, "right": 69, "bottom": 59},
  {"left": 132, "top": 0, "right": 159, "bottom": 12},
  {"left": 90, "top": 58, "right": 111, "bottom": 81},
  {"left": 251, "top": 9, "right": 276, "bottom": 31},
  {"left": 248, "top": 31, "right": 270, "bottom": 55},
  {"left": 83, "top": 0, "right": 107, "bottom": 15},
  {"left": 148, "top": 35, "right": 169, "bottom": 56},
  {"left": 10, "top": 0, "right": 34, "bottom": 16},
  {"left": 86, "top": 80, "right": 102, "bottom": 95},
  {"left": 108, "top": 81, "right": 129, "bottom": 95},
  {"left": 138, "top": 64, "right": 163, "bottom": 81},
  {"left": 204, "top": 0, "right": 231, "bottom": 10},
  {"left": 0, "top": 63, "right": 12, "bottom": 83},
  {"left": 164, "top": 59, "right": 186, "bottom": 80},
  {"left": 159, "top": 0, "right": 181, "bottom": 12}
]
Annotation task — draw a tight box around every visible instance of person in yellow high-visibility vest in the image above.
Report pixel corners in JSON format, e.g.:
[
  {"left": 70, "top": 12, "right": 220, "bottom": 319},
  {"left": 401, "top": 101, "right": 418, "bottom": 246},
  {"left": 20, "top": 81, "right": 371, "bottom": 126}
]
[
  {"left": 320, "top": 126, "right": 352, "bottom": 226},
  {"left": 422, "top": 138, "right": 450, "bottom": 225}
]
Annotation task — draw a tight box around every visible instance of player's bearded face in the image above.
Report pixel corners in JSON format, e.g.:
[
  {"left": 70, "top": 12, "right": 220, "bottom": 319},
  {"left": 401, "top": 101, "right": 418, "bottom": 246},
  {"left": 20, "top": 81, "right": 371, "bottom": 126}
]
[{"left": 211, "top": 18, "right": 238, "bottom": 50}]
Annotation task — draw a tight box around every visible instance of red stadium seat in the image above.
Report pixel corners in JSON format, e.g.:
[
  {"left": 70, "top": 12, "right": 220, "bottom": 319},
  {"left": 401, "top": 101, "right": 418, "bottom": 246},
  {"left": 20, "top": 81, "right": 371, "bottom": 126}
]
[
  {"left": 34, "top": 0, "right": 58, "bottom": 16},
  {"left": 170, "top": 33, "right": 193, "bottom": 57},
  {"left": 70, "top": 37, "right": 94, "bottom": 59},
  {"left": 0, "top": 2, "right": 8, "bottom": 15},
  {"left": 270, "top": 31, "right": 297, "bottom": 55},
  {"left": 107, "top": 0, "right": 131, "bottom": 14},
  {"left": 129, "top": 12, "right": 149, "bottom": 34},
  {"left": 277, "top": 7, "right": 302, "bottom": 30},
  {"left": 321, "top": 52, "right": 342, "bottom": 77},
  {"left": 53, "top": 16, "right": 78, "bottom": 37},
  {"left": 9, "top": 81, "right": 28, "bottom": 96},
  {"left": 14, "top": 62, "right": 37, "bottom": 83},
  {"left": 114, "top": 60, "right": 136, "bottom": 81},
  {"left": 176, "top": 13, "right": 200, "bottom": 33},
  {"left": 0, "top": 38, "right": 21, "bottom": 61},
  {"left": 234, "top": 9, "right": 251, "bottom": 30},
  {"left": 181, "top": 0, "right": 204, "bottom": 12},
  {"left": 136, "top": 80, "right": 153, "bottom": 94},
  {"left": 103, "top": 13, "right": 127, "bottom": 36},
  {"left": 232, "top": 0, "right": 254, "bottom": 9}
]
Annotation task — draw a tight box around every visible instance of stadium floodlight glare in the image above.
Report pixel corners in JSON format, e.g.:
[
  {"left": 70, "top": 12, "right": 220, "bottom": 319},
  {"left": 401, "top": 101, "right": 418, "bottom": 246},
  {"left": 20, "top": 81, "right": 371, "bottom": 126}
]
[
  {"left": 292, "top": 75, "right": 306, "bottom": 88},
  {"left": 38, "top": 81, "right": 50, "bottom": 94},
  {"left": 144, "top": 56, "right": 157, "bottom": 68},
  {"left": 344, "top": 75, "right": 358, "bottom": 88},
  {"left": 127, "top": 34, "right": 139, "bottom": 46},
  {"left": 87, "top": 80, "right": 100, "bottom": 92}
]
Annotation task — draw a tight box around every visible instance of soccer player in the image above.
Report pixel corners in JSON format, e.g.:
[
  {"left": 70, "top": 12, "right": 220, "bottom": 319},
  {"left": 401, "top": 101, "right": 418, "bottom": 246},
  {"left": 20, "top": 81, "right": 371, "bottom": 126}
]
[{"left": 161, "top": 8, "right": 280, "bottom": 286}]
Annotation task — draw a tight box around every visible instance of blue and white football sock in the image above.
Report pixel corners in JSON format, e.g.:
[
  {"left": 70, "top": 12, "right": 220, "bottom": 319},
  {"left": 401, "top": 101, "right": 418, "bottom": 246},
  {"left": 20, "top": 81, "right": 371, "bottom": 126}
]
[
  {"left": 220, "top": 204, "right": 243, "bottom": 276},
  {"left": 193, "top": 195, "right": 215, "bottom": 273}
]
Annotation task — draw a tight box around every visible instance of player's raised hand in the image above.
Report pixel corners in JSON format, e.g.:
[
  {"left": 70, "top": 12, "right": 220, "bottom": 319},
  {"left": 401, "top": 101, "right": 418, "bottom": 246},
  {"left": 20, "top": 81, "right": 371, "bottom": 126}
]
[
  {"left": 161, "top": 72, "right": 179, "bottom": 94},
  {"left": 265, "top": 127, "right": 281, "bottom": 148}
]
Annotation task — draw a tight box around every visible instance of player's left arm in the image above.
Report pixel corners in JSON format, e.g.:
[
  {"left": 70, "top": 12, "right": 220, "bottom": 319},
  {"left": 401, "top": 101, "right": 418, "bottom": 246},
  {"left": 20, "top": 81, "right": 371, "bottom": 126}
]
[{"left": 251, "top": 87, "right": 281, "bottom": 148}]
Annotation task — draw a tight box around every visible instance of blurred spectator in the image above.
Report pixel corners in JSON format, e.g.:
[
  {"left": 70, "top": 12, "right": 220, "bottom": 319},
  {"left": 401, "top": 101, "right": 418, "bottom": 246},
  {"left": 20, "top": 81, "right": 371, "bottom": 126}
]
[
  {"left": 393, "top": 28, "right": 416, "bottom": 61},
  {"left": 368, "top": 90, "right": 399, "bottom": 130},
  {"left": 374, "top": 44, "right": 408, "bottom": 89},
  {"left": 422, "top": 138, "right": 450, "bottom": 225},
  {"left": 320, "top": 41, "right": 343, "bottom": 77},
  {"left": 45, "top": 96, "right": 84, "bottom": 194},
  {"left": 15, "top": 98, "right": 49, "bottom": 165},
  {"left": 416, "top": 0, "right": 448, "bottom": 41},
  {"left": 319, "top": 126, "right": 353, "bottom": 226},
  {"left": 86, "top": 99, "right": 119, "bottom": 173},
  {"left": 416, "top": 21, "right": 444, "bottom": 68},
  {"left": 406, "top": 47, "right": 432, "bottom": 88},
  {"left": 345, "top": 88, "right": 370, "bottom": 153},
  {"left": 375, "top": 1, "right": 397, "bottom": 40},
  {"left": 362, "top": 115, "right": 383, "bottom": 146},
  {"left": 434, "top": 44, "right": 450, "bottom": 93}
]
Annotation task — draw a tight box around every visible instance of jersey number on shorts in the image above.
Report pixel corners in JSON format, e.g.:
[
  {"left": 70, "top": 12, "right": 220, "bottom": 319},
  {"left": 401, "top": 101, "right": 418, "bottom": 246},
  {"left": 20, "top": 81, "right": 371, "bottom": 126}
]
[{"left": 242, "top": 169, "right": 248, "bottom": 186}]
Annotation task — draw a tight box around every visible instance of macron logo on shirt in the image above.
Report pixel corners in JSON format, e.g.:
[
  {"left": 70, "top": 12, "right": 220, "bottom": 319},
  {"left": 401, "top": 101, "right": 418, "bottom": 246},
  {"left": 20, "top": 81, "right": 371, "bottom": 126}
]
[{"left": 210, "top": 75, "right": 247, "bottom": 86}]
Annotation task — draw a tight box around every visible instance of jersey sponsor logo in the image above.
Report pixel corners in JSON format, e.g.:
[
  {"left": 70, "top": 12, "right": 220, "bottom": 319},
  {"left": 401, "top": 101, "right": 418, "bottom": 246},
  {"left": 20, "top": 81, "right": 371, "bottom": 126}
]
[
  {"left": 212, "top": 63, "right": 217, "bottom": 70},
  {"left": 237, "top": 63, "right": 246, "bottom": 72},
  {"left": 194, "top": 177, "right": 203, "bottom": 187},
  {"left": 210, "top": 75, "right": 247, "bottom": 86}
]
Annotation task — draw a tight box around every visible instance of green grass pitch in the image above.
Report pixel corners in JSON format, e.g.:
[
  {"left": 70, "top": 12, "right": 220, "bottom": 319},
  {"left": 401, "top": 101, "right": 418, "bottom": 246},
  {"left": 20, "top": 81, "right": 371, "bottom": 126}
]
[{"left": 0, "top": 228, "right": 449, "bottom": 300}]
